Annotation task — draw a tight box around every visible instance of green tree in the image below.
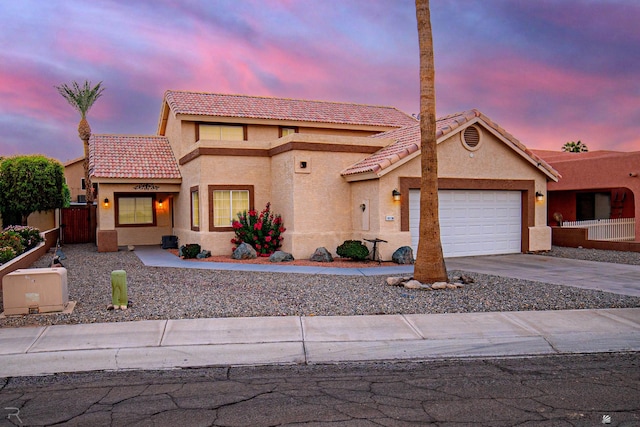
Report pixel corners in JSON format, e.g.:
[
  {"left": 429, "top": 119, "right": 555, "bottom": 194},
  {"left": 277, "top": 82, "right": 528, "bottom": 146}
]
[
  {"left": 54, "top": 80, "right": 105, "bottom": 204},
  {"left": 562, "top": 140, "right": 588, "bottom": 152},
  {"left": 0, "top": 155, "right": 67, "bottom": 226},
  {"left": 413, "top": 0, "right": 448, "bottom": 283}
]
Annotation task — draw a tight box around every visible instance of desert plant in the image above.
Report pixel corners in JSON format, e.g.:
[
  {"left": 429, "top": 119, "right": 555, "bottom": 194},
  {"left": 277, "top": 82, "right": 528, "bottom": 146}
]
[
  {"left": 180, "top": 244, "right": 201, "bottom": 259},
  {"left": 336, "top": 240, "right": 369, "bottom": 261},
  {"left": 4, "top": 225, "right": 43, "bottom": 251},
  {"left": 0, "top": 246, "right": 16, "bottom": 264},
  {"left": 231, "top": 202, "right": 285, "bottom": 256}
]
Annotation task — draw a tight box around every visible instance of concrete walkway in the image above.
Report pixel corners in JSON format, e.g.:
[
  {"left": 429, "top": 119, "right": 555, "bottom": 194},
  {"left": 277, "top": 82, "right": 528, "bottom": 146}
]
[{"left": 1, "top": 308, "right": 638, "bottom": 377}]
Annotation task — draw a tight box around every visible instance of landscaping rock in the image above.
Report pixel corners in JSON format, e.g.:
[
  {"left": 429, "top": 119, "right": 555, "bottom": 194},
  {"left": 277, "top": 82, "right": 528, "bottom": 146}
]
[
  {"left": 269, "top": 251, "right": 294, "bottom": 262},
  {"left": 431, "top": 282, "right": 448, "bottom": 290},
  {"left": 310, "top": 247, "right": 333, "bottom": 262},
  {"left": 403, "top": 280, "right": 424, "bottom": 289},
  {"left": 196, "top": 250, "right": 211, "bottom": 259},
  {"left": 392, "top": 246, "right": 414, "bottom": 264},
  {"left": 232, "top": 243, "right": 257, "bottom": 260},
  {"left": 386, "top": 276, "right": 413, "bottom": 286}
]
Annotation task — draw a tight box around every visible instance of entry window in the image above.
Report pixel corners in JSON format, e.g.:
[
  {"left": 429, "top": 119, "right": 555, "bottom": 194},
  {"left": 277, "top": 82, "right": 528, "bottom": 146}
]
[
  {"left": 198, "top": 124, "right": 244, "bottom": 141},
  {"left": 116, "top": 195, "right": 155, "bottom": 226},
  {"left": 212, "top": 189, "right": 250, "bottom": 228},
  {"left": 191, "top": 187, "right": 200, "bottom": 231}
]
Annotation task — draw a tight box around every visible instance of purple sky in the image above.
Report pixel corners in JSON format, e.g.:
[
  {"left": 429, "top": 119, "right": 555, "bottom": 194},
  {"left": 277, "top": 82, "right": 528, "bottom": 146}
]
[{"left": 1, "top": 0, "right": 638, "bottom": 163}]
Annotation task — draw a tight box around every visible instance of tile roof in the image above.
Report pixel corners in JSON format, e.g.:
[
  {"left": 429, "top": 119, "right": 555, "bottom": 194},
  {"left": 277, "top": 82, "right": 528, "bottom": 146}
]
[
  {"left": 342, "top": 109, "right": 559, "bottom": 180},
  {"left": 532, "top": 149, "right": 636, "bottom": 163},
  {"left": 89, "top": 135, "right": 181, "bottom": 180},
  {"left": 164, "top": 90, "right": 418, "bottom": 128}
]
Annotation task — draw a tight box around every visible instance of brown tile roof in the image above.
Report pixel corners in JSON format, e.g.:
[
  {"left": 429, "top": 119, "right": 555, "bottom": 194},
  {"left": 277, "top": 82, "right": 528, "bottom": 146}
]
[
  {"left": 89, "top": 135, "right": 181, "bottom": 180},
  {"left": 164, "top": 90, "right": 418, "bottom": 128},
  {"left": 342, "top": 109, "right": 559, "bottom": 180}
]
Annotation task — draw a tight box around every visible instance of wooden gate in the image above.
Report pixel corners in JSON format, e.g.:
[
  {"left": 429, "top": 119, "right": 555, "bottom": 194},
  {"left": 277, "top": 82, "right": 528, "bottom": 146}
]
[{"left": 61, "top": 205, "right": 97, "bottom": 243}]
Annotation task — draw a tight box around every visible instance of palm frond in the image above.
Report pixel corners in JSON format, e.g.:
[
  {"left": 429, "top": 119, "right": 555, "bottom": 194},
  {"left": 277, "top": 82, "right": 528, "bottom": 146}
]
[{"left": 54, "top": 80, "right": 105, "bottom": 118}]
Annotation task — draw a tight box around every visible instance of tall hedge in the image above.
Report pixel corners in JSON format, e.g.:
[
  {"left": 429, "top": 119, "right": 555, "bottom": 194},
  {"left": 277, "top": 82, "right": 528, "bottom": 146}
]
[{"left": 0, "top": 155, "right": 68, "bottom": 226}]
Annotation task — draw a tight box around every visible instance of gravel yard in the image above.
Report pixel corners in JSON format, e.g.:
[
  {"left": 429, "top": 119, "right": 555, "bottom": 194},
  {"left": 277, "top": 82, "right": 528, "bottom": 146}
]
[{"left": 1, "top": 244, "right": 638, "bottom": 328}]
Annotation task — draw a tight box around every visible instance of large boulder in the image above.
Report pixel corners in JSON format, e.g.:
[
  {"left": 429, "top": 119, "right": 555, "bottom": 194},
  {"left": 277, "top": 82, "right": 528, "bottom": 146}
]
[
  {"left": 232, "top": 242, "right": 257, "bottom": 260},
  {"left": 392, "top": 246, "right": 414, "bottom": 264},
  {"left": 310, "top": 247, "right": 334, "bottom": 262},
  {"left": 269, "top": 251, "right": 294, "bottom": 262}
]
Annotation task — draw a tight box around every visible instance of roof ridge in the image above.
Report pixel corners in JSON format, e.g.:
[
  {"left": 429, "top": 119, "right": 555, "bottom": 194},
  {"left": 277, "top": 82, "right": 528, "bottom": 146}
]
[{"left": 164, "top": 89, "right": 413, "bottom": 112}]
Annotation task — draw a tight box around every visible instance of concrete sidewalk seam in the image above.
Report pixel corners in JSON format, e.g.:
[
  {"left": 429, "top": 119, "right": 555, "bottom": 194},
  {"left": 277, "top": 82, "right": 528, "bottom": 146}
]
[
  {"left": 400, "top": 314, "right": 426, "bottom": 339},
  {"left": 24, "top": 326, "right": 47, "bottom": 354}
]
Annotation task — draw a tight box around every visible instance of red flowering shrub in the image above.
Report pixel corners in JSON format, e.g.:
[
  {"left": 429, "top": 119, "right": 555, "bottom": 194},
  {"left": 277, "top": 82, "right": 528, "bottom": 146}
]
[{"left": 231, "top": 202, "right": 285, "bottom": 256}]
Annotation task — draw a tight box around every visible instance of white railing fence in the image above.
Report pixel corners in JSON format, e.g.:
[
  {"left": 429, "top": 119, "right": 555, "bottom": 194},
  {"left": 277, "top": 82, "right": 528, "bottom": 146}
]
[{"left": 561, "top": 218, "right": 635, "bottom": 241}]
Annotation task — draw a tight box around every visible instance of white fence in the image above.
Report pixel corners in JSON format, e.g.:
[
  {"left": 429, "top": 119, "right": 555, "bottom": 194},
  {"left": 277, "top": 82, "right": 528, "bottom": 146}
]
[{"left": 561, "top": 218, "right": 635, "bottom": 241}]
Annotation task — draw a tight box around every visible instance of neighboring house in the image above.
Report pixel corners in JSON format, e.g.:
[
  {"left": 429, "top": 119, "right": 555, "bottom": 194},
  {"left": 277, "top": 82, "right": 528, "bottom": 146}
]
[
  {"left": 64, "top": 156, "right": 98, "bottom": 204},
  {"left": 533, "top": 150, "right": 639, "bottom": 242},
  {"left": 90, "top": 91, "right": 558, "bottom": 258}
]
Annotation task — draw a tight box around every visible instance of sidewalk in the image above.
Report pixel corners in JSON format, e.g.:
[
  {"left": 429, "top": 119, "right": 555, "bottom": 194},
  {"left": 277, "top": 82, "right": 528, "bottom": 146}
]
[{"left": 1, "top": 308, "right": 638, "bottom": 377}]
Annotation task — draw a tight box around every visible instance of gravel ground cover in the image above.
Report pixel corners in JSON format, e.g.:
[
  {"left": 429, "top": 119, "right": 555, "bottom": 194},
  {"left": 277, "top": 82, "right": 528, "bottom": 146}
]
[{"left": 0, "top": 244, "right": 638, "bottom": 328}]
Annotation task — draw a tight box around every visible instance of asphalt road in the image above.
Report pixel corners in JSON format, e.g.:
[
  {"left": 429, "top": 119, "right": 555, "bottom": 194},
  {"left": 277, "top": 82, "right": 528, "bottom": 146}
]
[{"left": 0, "top": 353, "right": 638, "bottom": 426}]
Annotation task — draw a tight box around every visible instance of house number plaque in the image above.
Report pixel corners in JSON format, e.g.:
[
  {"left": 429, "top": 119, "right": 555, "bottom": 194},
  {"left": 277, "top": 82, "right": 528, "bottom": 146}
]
[{"left": 133, "top": 184, "right": 159, "bottom": 190}]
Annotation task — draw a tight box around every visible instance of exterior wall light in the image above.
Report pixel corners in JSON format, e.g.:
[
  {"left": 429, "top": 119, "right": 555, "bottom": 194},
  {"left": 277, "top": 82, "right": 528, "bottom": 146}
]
[
  {"left": 392, "top": 189, "right": 401, "bottom": 201},
  {"left": 158, "top": 199, "right": 164, "bottom": 209},
  {"left": 535, "top": 191, "right": 544, "bottom": 202},
  {"left": 103, "top": 198, "right": 110, "bottom": 208}
]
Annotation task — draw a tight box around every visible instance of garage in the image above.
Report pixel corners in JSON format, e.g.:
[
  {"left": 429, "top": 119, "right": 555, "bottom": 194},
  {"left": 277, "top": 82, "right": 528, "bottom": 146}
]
[{"left": 409, "top": 189, "right": 522, "bottom": 257}]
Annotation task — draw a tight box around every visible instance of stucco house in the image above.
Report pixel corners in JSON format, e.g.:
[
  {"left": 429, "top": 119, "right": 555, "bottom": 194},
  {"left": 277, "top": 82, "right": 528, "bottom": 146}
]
[
  {"left": 90, "top": 91, "right": 558, "bottom": 259},
  {"left": 63, "top": 156, "right": 91, "bottom": 204},
  {"left": 533, "top": 150, "right": 639, "bottom": 242}
]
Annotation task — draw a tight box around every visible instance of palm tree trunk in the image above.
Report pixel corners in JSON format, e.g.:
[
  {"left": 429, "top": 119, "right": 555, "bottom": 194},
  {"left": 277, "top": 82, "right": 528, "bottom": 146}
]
[
  {"left": 78, "top": 117, "right": 93, "bottom": 205},
  {"left": 413, "top": 0, "right": 447, "bottom": 283}
]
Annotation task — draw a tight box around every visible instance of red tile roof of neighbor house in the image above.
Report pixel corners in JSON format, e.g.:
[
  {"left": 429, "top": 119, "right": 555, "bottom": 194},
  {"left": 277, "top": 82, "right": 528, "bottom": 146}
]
[
  {"left": 163, "top": 90, "right": 418, "bottom": 128},
  {"left": 89, "top": 135, "right": 181, "bottom": 179},
  {"left": 342, "top": 109, "right": 560, "bottom": 180},
  {"left": 532, "top": 149, "right": 639, "bottom": 163}
]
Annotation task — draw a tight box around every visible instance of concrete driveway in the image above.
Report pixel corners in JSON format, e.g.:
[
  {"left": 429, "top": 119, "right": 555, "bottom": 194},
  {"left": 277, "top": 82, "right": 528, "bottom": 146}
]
[{"left": 445, "top": 254, "right": 640, "bottom": 297}]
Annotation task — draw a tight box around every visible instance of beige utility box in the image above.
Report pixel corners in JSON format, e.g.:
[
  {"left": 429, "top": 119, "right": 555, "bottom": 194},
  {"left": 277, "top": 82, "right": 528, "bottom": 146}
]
[{"left": 2, "top": 268, "right": 69, "bottom": 315}]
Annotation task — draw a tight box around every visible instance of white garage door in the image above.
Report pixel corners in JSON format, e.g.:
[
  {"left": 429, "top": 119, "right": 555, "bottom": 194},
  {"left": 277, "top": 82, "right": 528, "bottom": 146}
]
[{"left": 410, "top": 189, "right": 521, "bottom": 257}]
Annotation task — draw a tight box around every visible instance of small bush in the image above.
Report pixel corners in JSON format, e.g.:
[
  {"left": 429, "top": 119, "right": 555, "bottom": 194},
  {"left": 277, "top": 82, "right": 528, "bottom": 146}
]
[
  {"left": 336, "top": 240, "right": 369, "bottom": 261},
  {"left": 3, "top": 225, "right": 43, "bottom": 251},
  {"left": 181, "top": 244, "right": 201, "bottom": 259},
  {"left": 0, "top": 246, "right": 16, "bottom": 264},
  {"left": 0, "top": 231, "right": 24, "bottom": 257}
]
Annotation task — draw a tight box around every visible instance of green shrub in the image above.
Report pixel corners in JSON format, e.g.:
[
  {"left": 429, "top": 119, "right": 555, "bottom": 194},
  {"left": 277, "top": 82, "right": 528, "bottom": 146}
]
[
  {"left": 181, "top": 244, "right": 201, "bottom": 259},
  {"left": 0, "top": 231, "right": 24, "bottom": 257},
  {"left": 336, "top": 240, "right": 369, "bottom": 261},
  {"left": 0, "top": 246, "right": 16, "bottom": 264},
  {"left": 3, "top": 225, "right": 43, "bottom": 251}
]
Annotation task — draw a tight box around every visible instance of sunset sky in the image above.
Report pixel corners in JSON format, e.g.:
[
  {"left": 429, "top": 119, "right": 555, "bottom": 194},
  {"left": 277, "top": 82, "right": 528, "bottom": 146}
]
[{"left": 1, "top": 0, "right": 638, "bottom": 163}]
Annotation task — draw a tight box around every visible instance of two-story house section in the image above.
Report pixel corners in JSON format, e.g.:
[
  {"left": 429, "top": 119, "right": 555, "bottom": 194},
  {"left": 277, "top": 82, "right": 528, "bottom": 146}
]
[{"left": 90, "top": 91, "right": 558, "bottom": 259}]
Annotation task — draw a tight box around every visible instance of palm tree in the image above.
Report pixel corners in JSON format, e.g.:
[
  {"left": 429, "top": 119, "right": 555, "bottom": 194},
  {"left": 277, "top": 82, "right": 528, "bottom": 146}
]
[
  {"left": 413, "top": 0, "right": 447, "bottom": 283},
  {"left": 55, "top": 80, "right": 105, "bottom": 204},
  {"left": 562, "top": 140, "right": 588, "bottom": 153}
]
